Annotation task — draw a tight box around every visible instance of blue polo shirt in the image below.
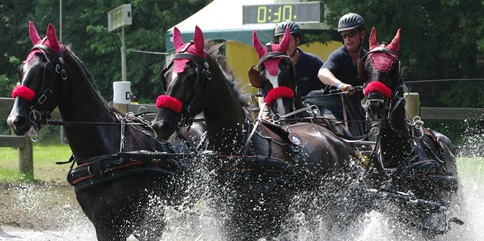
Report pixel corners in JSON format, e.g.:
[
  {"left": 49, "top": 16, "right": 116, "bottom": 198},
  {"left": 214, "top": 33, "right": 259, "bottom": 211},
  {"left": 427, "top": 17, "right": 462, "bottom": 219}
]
[{"left": 295, "top": 48, "right": 325, "bottom": 97}]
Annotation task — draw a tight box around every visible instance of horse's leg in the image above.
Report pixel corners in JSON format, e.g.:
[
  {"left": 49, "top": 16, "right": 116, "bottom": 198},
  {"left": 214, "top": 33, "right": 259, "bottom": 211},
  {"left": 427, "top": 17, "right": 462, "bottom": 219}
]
[
  {"left": 77, "top": 190, "right": 133, "bottom": 241},
  {"left": 131, "top": 193, "right": 167, "bottom": 241},
  {"left": 77, "top": 177, "right": 166, "bottom": 241},
  {"left": 217, "top": 176, "right": 293, "bottom": 241}
]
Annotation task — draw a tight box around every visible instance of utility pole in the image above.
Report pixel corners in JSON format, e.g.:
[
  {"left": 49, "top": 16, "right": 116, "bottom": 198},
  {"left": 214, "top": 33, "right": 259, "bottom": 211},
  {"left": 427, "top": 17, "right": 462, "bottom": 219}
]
[{"left": 108, "top": 4, "right": 132, "bottom": 110}]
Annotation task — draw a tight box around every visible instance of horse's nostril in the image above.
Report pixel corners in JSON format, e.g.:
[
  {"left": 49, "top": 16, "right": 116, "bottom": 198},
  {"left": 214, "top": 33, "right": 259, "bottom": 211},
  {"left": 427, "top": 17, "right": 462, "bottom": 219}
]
[
  {"left": 13, "top": 116, "right": 26, "bottom": 127},
  {"left": 152, "top": 120, "right": 175, "bottom": 141},
  {"left": 152, "top": 121, "right": 169, "bottom": 133}
]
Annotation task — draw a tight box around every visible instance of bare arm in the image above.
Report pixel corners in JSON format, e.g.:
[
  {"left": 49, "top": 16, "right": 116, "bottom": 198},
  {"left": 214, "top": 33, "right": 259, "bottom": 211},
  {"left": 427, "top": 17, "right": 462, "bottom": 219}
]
[{"left": 317, "top": 68, "right": 355, "bottom": 94}]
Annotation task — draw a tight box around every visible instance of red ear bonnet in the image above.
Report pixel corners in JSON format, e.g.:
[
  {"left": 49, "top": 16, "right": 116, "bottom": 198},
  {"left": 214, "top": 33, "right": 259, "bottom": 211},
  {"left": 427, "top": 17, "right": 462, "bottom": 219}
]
[
  {"left": 172, "top": 25, "right": 206, "bottom": 73},
  {"left": 29, "top": 21, "right": 42, "bottom": 45},
  {"left": 252, "top": 27, "right": 292, "bottom": 76},
  {"left": 271, "top": 27, "right": 291, "bottom": 53},
  {"left": 369, "top": 27, "right": 378, "bottom": 51},
  {"left": 363, "top": 27, "right": 402, "bottom": 98},
  {"left": 14, "top": 21, "right": 62, "bottom": 101},
  {"left": 26, "top": 21, "right": 61, "bottom": 62},
  {"left": 368, "top": 27, "right": 401, "bottom": 73},
  {"left": 252, "top": 30, "right": 267, "bottom": 59},
  {"left": 386, "top": 28, "right": 401, "bottom": 54}
]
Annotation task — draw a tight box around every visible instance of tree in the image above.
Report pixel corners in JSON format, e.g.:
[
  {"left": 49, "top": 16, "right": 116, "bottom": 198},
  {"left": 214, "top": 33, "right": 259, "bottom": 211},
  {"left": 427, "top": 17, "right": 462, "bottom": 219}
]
[
  {"left": 0, "top": 0, "right": 212, "bottom": 102},
  {"left": 0, "top": 0, "right": 36, "bottom": 93},
  {"left": 323, "top": 0, "right": 483, "bottom": 79},
  {"left": 322, "top": 0, "right": 484, "bottom": 144}
]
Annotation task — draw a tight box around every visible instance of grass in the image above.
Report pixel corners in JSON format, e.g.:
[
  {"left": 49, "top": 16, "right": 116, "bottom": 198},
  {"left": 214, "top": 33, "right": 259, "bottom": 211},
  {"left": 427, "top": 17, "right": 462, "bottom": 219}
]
[
  {"left": 1, "top": 144, "right": 72, "bottom": 184},
  {"left": 1, "top": 143, "right": 483, "bottom": 184},
  {"left": 457, "top": 156, "right": 484, "bottom": 183}
]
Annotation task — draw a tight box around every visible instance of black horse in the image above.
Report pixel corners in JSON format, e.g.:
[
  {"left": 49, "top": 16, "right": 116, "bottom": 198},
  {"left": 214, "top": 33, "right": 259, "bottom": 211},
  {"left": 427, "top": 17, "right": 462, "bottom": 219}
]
[
  {"left": 249, "top": 27, "right": 320, "bottom": 124},
  {"left": 7, "top": 22, "right": 193, "bottom": 240},
  {"left": 361, "top": 27, "right": 463, "bottom": 236},
  {"left": 152, "top": 26, "right": 358, "bottom": 240}
]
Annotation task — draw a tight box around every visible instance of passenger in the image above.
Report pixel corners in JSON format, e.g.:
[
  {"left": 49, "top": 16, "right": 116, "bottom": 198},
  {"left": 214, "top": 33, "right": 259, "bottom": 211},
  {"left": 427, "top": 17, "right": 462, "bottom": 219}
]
[{"left": 258, "top": 21, "right": 325, "bottom": 117}]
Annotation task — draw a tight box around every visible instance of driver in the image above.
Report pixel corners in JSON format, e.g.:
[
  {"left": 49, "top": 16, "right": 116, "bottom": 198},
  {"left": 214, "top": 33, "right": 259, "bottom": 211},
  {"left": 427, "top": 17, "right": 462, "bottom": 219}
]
[{"left": 315, "top": 12, "right": 368, "bottom": 137}]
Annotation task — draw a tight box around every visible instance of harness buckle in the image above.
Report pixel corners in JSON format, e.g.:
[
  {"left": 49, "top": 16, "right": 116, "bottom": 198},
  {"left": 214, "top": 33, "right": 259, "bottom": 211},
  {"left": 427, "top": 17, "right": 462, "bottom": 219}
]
[
  {"left": 55, "top": 64, "right": 61, "bottom": 74},
  {"left": 61, "top": 69, "right": 67, "bottom": 80},
  {"left": 38, "top": 94, "right": 47, "bottom": 104}
]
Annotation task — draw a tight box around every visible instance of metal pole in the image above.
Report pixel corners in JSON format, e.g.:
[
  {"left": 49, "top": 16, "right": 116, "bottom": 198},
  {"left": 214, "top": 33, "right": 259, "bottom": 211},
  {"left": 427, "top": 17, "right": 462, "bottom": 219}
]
[
  {"left": 59, "top": 0, "right": 62, "bottom": 41},
  {"left": 121, "top": 26, "right": 127, "bottom": 82},
  {"left": 59, "top": 0, "right": 65, "bottom": 144}
]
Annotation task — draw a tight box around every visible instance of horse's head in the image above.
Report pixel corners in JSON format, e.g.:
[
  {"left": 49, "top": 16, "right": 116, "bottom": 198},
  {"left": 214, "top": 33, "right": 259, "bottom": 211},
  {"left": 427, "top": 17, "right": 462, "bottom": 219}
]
[
  {"left": 361, "top": 27, "right": 402, "bottom": 120},
  {"left": 7, "top": 22, "right": 67, "bottom": 136},
  {"left": 249, "top": 27, "right": 298, "bottom": 117},
  {"left": 153, "top": 26, "right": 211, "bottom": 141}
]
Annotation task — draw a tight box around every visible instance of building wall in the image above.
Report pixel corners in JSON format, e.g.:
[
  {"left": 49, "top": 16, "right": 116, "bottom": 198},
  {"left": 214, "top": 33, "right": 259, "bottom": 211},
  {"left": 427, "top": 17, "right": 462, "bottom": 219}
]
[{"left": 225, "top": 40, "right": 342, "bottom": 93}]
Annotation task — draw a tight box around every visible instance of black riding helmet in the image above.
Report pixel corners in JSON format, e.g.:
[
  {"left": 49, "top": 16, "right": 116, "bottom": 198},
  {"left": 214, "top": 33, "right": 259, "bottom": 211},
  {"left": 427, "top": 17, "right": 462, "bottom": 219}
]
[
  {"left": 274, "top": 21, "right": 301, "bottom": 42},
  {"left": 337, "top": 13, "right": 365, "bottom": 32}
]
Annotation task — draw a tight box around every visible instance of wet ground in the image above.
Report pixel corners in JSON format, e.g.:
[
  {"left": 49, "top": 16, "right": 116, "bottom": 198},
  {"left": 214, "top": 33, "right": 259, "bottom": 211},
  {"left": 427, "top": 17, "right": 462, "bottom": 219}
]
[{"left": 0, "top": 160, "right": 482, "bottom": 241}]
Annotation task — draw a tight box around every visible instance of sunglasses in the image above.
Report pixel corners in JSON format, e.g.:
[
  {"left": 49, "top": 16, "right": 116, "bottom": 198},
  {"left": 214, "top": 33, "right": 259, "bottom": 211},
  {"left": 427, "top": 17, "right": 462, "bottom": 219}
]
[{"left": 341, "top": 30, "right": 358, "bottom": 39}]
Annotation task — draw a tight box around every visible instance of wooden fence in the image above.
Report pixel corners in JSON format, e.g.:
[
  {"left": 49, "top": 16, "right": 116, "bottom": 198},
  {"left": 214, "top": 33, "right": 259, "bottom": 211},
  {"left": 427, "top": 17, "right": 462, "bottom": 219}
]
[
  {"left": 0, "top": 135, "right": 33, "bottom": 177},
  {"left": 1, "top": 94, "right": 483, "bottom": 178}
]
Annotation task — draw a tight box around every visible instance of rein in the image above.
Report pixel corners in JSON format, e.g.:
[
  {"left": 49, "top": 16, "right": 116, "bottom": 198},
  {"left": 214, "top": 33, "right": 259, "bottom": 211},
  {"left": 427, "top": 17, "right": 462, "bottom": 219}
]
[
  {"left": 387, "top": 96, "right": 425, "bottom": 139},
  {"left": 33, "top": 119, "right": 146, "bottom": 126}
]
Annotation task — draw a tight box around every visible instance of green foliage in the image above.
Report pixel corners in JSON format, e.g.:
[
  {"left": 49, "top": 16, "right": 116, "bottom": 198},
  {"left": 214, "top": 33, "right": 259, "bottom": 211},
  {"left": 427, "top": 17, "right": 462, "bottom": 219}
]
[
  {"left": 323, "top": 0, "right": 484, "bottom": 143},
  {"left": 0, "top": 0, "right": 482, "bottom": 142},
  {"left": 0, "top": 74, "right": 15, "bottom": 97},
  {"left": 324, "top": 0, "right": 483, "bottom": 80},
  {"left": 0, "top": 0, "right": 212, "bottom": 103}
]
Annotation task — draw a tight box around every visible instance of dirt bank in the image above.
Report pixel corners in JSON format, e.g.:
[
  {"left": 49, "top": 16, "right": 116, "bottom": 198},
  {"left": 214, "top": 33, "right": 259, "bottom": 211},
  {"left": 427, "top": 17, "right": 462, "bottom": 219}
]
[{"left": 0, "top": 182, "right": 84, "bottom": 230}]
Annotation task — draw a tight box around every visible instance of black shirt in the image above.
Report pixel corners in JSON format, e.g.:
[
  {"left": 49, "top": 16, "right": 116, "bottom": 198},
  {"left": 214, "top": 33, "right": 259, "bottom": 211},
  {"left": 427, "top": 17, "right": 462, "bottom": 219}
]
[{"left": 321, "top": 45, "right": 367, "bottom": 87}]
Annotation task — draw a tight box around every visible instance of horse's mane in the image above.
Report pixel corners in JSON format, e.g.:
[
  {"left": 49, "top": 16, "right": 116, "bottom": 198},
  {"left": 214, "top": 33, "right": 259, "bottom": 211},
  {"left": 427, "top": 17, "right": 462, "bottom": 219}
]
[
  {"left": 65, "top": 45, "right": 122, "bottom": 114},
  {"left": 204, "top": 41, "right": 249, "bottom": 107}
]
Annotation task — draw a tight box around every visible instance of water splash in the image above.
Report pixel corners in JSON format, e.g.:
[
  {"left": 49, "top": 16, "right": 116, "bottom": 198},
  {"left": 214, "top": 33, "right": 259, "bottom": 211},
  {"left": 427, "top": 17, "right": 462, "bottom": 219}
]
[{"left": 1, "top": 139, "right": 482, "bottom": 240}]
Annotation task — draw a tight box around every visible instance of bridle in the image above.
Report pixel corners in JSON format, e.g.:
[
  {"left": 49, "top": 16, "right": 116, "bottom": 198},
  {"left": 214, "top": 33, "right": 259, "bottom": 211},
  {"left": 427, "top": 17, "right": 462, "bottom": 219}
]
[
  {"left": 249, "top": 50, "right": 297, "bottom": 88},
  {"left": 360, "top": 46, "right": 402, "bottom": 121},
  {"left": 248, "top": 50, "right": 298, "bottom": 117},
  {"left": 159, "top": 42, "right": 212, "bottom": 128},
  {"left": 14, "top": 39, "right": 68, "bottom": 131},
  {"left": 361, "top": 46, "right": 424, "bottom": 139}
]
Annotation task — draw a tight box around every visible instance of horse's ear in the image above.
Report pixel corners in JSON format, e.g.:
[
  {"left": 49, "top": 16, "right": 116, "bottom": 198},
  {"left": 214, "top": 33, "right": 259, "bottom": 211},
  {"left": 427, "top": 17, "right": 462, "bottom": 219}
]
[
  {"left": 387, "top": 28, "right": 401, "bottom": 55},
  {"left": 173, "top": 27, "right": 184, "bottom": 50},
  {"left": 278, "top": 27, "right": 291, "bottom": 52},
  {"left": 252, "top": 30, "right": 267, "bottom": 59},
  {"left": 29, "top": 21, "right": 42, "bottom": 45},
  {"left": 193, "top": 25, "right": 204, "bottom": 57},
  {"left": 369, "top": 26, "right": 378, "bottom": 50},
  {"left": 45, "top": 23, "right": 60, "bottom": 54}
]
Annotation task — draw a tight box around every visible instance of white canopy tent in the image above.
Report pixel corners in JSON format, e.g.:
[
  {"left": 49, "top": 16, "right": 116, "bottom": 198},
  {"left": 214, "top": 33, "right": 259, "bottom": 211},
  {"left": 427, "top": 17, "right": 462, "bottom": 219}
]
[
  {"left": 165, "top": 0, "right": 332, "bottom": 52},
  {"left": 164, "top": 0, "right": 340, "bottom": 87}
]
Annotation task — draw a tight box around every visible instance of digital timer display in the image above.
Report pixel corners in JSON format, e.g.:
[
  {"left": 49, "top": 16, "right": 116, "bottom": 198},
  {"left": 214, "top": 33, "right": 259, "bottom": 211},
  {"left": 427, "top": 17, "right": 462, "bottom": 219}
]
[
  {"left": 243, "top": 2, "right": 321, "bottom": 24},
  {"left": 108, "top": 4, "right": 132, "bottom": 32}
]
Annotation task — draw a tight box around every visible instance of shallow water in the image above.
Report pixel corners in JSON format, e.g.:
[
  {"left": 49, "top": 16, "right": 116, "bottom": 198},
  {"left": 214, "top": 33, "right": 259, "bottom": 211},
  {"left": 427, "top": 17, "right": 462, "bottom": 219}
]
[{"left": 0, "top": 154, "right": 482, "bottom": 241}]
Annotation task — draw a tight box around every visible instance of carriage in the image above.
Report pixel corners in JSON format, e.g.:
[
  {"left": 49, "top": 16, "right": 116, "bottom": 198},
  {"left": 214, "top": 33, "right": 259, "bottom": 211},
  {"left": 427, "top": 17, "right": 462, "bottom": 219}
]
[
  {"left": 249, "top": 26, "right": 465, "bottom": 238},
  {"left": 7, "top": 22, "right": 463, "bottom": 240}
]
